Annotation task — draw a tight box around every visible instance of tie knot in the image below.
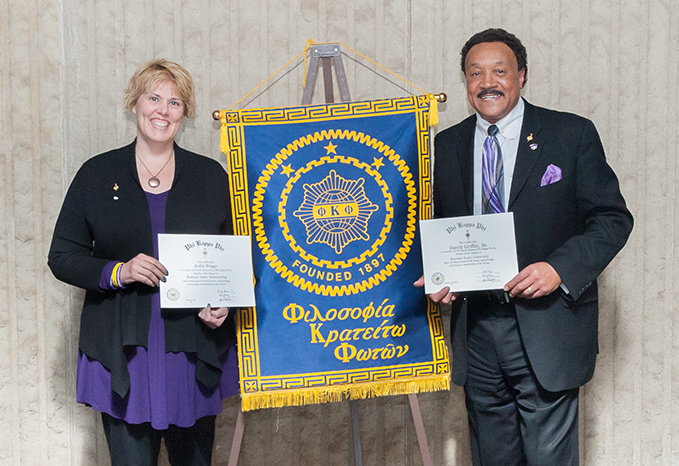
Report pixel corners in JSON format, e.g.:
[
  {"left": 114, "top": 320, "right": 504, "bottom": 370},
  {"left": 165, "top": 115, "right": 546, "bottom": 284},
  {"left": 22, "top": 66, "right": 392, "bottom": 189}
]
[{"left": 488, "top": 125, "right": 499, "bottom": 137}]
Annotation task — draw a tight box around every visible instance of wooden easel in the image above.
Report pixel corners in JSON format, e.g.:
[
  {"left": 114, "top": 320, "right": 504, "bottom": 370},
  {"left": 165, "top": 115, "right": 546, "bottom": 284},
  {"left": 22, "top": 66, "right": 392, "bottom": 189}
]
[
  {"left": 301, "top": 43, "right": 433, "bottom": 466},
  {"left": 226, "top": 43, "right": 434, "bottom": 466},
  {"left": 301, "top": 43, "right": 351, "bottom": 104}
]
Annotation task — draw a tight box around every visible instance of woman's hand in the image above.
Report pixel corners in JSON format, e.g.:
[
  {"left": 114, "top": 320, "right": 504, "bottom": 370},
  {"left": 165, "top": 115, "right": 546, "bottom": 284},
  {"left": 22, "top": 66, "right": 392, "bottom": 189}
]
[
  {"left": 119, "top": 253, "right": 168, "bottom": 287},
  {"left": 199, "top": 305, "right": 230, "bottom": 329}
]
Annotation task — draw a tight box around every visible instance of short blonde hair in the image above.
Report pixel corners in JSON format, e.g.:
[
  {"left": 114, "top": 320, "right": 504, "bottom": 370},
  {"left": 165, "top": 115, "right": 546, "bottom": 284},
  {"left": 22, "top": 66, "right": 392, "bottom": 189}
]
[{"left": 124, "top": 59, "right": 196, "bottom": 118}]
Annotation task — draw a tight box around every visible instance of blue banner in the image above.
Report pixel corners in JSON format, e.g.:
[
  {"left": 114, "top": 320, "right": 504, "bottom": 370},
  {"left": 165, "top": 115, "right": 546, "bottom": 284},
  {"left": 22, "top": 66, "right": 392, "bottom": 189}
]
[{"left": 223, "top": 96, "right": 449, "bottom": 410}]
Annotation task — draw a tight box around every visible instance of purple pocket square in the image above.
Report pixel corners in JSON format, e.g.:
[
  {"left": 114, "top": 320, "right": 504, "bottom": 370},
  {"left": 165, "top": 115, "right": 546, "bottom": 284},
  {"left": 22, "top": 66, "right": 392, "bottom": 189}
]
[{"left": 541, "top": 164, "right": 562, "bottom": 186}]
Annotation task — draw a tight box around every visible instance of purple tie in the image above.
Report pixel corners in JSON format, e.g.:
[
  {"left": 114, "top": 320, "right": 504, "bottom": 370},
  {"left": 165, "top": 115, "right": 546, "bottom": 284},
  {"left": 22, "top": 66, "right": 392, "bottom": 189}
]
[{"left": 482, "top": 124, "right": 505, "bottom": 214}]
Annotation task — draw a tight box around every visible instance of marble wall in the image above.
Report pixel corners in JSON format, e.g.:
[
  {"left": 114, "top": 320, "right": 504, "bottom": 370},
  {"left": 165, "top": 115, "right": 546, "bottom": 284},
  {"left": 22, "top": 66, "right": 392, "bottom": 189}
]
[{"left": 1, "top": 0, "right": 676, "bottom": 464}]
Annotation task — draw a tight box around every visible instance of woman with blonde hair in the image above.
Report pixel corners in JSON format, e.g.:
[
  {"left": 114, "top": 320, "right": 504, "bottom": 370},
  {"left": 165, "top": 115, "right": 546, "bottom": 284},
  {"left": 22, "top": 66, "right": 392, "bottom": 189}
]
[{"left": 49, "top": 59, "right": 238, "bottom": 465}]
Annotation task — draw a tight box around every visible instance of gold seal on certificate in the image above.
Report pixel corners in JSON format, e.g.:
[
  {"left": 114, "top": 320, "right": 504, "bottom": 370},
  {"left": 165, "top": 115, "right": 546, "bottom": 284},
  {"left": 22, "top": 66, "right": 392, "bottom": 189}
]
[
  {"left": 419, "top": 213, "right": 519, "bottom": 293},
  {"left": 158, "top": 234, "right": 256, "bottom": 308}
]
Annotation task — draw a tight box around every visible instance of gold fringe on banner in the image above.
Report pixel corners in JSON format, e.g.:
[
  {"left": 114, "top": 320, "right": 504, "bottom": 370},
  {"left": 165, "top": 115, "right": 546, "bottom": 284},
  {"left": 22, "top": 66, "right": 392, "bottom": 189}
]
[{"left": 240, "top": 374, "right": 450, "bottom": 412}]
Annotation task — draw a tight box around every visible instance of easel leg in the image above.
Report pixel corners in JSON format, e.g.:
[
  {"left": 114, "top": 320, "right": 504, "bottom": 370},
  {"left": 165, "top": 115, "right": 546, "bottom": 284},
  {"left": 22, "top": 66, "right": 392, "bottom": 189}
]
[
  {"left": 350, "top": 400, "right": 363, "bottom": 466},
  {"left": 408, "top": 394, "right": 433, "bottom": 466},
  {"left": 227, "top": 407, "right": 246, "bottom": 466},
  {"left": 322, "top": 57, "right": 335, "bottom": 103}
]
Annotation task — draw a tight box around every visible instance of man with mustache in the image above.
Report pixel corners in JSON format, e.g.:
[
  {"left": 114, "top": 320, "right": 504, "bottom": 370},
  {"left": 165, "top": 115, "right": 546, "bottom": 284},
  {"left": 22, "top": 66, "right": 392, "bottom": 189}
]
[{"left": 416, "top": 29, "right": 633, "bottom": 465}]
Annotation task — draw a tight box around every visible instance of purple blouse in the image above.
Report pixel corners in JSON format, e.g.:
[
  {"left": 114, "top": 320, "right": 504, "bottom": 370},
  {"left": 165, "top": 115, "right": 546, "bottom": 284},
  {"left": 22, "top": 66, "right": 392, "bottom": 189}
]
[{"left": 78, "top": 191, "right": 239, "bottom": 429}]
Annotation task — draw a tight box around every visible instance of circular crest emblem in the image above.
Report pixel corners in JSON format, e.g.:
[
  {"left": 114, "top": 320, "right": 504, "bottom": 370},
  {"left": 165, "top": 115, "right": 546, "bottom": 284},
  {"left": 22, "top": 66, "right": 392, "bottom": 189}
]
[
  {"left": 167, "top": 288, "right": 180, "bottom": 301},
  {"left": 431, "top": 272, "right": 444, "bottom": 286},
  {"left": 251, "top": 131, "right": 418, "bottom": 296}
]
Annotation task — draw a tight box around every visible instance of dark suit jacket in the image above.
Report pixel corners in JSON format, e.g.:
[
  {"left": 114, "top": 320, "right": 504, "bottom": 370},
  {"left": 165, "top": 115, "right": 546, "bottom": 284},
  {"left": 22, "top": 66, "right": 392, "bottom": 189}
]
[
  {"left": 48, "top": 141, "right": 234, "bottom": 398},
  {"left": 433, "top": 99, "right": 633, "bottom": 392}
]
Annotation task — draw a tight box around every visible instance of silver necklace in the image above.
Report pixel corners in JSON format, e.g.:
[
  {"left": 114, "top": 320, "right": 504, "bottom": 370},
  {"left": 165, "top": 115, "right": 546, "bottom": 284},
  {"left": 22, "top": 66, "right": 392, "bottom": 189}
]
[{"left": 137, "top": 151, "right": 173, "bottom": 188}]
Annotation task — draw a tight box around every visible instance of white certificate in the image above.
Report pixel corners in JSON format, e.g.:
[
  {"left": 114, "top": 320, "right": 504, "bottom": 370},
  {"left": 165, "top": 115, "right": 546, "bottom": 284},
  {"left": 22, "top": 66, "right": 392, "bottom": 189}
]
[
  {"left": 158, "top": 234, "right": 256, "bottom": 308},
  {"left": 419, "top": 213, "right": 519, "bottom": 294}
]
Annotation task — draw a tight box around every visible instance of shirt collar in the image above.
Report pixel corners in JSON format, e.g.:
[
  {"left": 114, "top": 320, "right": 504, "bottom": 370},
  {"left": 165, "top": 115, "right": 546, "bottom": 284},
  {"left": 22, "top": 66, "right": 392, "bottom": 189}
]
[{"left": 475, "top": 98, "right": 525, "bottom": 140}]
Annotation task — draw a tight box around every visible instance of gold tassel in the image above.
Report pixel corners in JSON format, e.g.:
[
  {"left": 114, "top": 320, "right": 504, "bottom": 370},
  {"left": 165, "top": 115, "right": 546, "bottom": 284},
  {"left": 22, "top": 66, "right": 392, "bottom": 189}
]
[
  {"left": 219, "top": 109, "right": 230, "bottom": 154},
  {"left": 303, "top": 39, "right": 315, "bottom": 88},
  {"left": 427, "top": 93, "right": 439, "bottom": 127}
]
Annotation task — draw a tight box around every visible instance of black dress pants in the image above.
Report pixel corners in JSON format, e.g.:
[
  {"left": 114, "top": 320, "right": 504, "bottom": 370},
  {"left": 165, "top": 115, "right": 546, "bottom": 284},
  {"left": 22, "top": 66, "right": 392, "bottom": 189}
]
[
  {"left": 101, "top": 412, "right": 216, "bottom": 466},
  {"left": 464, "top": 299, "right": 579, "bottom": 466}
]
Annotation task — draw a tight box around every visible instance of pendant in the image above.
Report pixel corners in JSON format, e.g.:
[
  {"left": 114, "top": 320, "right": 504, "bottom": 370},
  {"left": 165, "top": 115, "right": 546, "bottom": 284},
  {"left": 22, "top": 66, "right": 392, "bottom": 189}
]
[{"left": 148, "top": 177, "right": 160, "bottom": 188}]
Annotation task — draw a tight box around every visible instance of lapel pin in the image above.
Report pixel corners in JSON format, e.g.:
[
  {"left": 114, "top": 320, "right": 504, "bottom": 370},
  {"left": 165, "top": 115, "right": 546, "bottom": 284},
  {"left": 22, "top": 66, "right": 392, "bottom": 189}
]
[
  {"left": 530, "top": 143, "right": 538, "bottom": 151},
  {"left": 113, "top": 183, "right": 119, "bottom": 191},
  {"left": 526, "top": 133, "right": 534, "bottom": 142}
]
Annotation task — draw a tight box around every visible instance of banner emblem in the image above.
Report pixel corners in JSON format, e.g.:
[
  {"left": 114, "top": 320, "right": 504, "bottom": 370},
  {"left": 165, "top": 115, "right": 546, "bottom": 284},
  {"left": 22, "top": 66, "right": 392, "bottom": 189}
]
[{"left": 294, "top": 169, "right": 377, "bottom": 254}]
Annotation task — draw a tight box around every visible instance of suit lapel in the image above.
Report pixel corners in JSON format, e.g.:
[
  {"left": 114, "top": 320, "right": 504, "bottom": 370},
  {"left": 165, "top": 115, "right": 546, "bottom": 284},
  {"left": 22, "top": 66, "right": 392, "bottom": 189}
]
[{"left": 509, "top": 100, "right": 543, "bottom": 208}]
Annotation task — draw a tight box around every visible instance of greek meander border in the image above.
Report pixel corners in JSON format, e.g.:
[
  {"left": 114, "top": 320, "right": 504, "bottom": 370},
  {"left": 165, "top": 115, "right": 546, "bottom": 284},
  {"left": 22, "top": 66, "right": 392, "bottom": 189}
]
[
  {"left": 226, "top": 96, "right": 425, "bottom": 126},
  {"left": 414, "top": 102, "right": 445, "bottom": 362},
  {"left": 227, "top": 124, "right": 251, "bottom": 236},
  {"left": 243, "top": 361, "right": 450, "bottom": 393},
  {"left": 252, "top": 135, "right": 415, "bottom": 296},
  {"left": 228, "top": 124, "right": 261, "bottom": 381}
]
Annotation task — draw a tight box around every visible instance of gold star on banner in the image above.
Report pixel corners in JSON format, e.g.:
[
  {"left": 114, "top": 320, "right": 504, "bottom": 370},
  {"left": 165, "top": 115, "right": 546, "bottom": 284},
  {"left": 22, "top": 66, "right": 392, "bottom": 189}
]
[
  {"left": 281, "top": 164, "right": 294, "bottom": 178},
  {"left": 324, "top": 142, "right": 338, "bottom": 154},
  {"left": 372, "top": 157, "right": 385, "bottom": 169}
]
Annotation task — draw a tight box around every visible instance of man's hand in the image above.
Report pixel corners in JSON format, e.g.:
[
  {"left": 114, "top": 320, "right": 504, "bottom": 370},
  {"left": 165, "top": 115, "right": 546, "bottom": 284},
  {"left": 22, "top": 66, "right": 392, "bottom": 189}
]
[{"left": 504, "top": 262, "right": 561, "bottom": 299}]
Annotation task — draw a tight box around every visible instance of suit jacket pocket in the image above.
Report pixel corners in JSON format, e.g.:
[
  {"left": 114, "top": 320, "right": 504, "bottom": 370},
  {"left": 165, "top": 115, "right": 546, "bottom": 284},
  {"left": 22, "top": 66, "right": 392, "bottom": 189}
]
[{"left": 535, "top": 178, "right": 565, "bottom": 196}]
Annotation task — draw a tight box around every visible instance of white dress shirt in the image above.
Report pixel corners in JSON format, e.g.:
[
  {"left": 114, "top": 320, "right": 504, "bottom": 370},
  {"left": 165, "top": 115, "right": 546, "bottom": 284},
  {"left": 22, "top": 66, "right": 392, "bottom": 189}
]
[{"left": 472, "top": 98, "right": 525, "bottom": 215}]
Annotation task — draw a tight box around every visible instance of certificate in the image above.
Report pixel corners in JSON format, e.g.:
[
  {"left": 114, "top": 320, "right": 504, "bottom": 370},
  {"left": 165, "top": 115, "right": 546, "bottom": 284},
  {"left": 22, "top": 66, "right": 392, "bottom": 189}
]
[
  {"left": 419, "top": 213, "right": 519, "bottom": 293},
  {"left": 158, "top": 234, "right": 256, "bottom": 308}
]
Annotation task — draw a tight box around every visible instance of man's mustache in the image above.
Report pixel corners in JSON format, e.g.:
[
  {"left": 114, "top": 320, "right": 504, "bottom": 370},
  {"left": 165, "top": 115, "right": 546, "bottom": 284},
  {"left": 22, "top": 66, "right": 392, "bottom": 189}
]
[{"left": 477, "top": 89, "right": 504, "bottom": 98}]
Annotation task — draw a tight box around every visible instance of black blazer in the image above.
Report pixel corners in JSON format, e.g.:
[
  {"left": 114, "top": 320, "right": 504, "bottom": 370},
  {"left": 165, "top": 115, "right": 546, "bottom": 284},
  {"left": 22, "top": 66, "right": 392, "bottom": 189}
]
[
  {"left": 48, "top": 141, "right": 234, "bottom": 397},
  {"left": 433, "top": 99, "right": 633, "bottom": 392}
]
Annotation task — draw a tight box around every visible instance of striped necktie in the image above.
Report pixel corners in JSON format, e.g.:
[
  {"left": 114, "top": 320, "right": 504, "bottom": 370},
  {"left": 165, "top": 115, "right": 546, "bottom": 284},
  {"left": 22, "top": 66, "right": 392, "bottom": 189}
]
[{"left": 482, "top": 124, "right": 505, "bottom": 214}]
